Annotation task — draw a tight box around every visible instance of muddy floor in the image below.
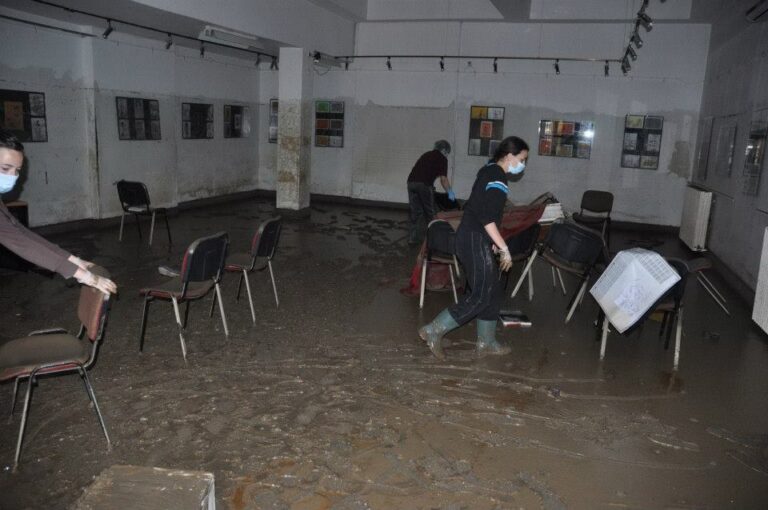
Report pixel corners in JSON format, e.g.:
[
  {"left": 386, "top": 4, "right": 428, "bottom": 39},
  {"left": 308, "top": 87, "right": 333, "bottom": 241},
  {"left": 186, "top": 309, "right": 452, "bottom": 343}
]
[{"left": 1, "top": 198, "right": 767, "bottom": 509}]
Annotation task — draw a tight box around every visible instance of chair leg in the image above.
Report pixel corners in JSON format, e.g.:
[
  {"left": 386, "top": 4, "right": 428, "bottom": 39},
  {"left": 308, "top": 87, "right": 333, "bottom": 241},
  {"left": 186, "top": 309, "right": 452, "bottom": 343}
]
[
  {"left": 419, "top": 259, "right": 428, "bottom": 309},
  {"left": 527, "top": 267, "right": 534, "bottom": 301},
  {"left": 171, "top": 297, "right": 188, "bottom": 363},
  {"left": 215, "top": 283, "right": 230, "bottom": 339},
  {"left": 551, "top": 266, "right": 556, "bottom": 287},
  {"left": 673, "top": 308, "right": 683, "bottom": 370},
  {"left": 448, "top": 265, "right": 458, "bottom": 304},
  {"left": 600, "top": 316, "right": 610, "bottom": 360},
  {"left": 9, "top": 377, "right": 19, "bottom": 418},
  {"left": 243, "top": 270, "right": 256, "bottom": 324},
  {"left": 268, "top": 260, "right": 279, "bottom": 308},
  {"left": 139, "top": 297, "right": 152, "bottom": 352},
  {"left": 134, "top": 213, "right": 142, "bottom": 239},
  {"left": 118, "top": 212, "right": 126, "bottom": 241},
  {"left": 235, "top": 272, "right": 244, "bottom": 302},
  {"left": 149, "top": 211, "right": 156, "bottom": 246},
  {"left": 79, "top": 368, "right": 111, "bottom": 448},
  {"left": 664, "top": 309, "right": 676, "bottom": 349},
  {"left": 697, "top": 272, "right": 731, "bottom": 315},
  {"left": 511, "top": 252, "right": 537, "bottom": 298},
  {"left": 556, "top": 268, "right": 567, "bottom": 295},
  {"left": 565, "top": 279, "right": 588, "bottom": 323},
  {"left": 659, "top": 312, "right": 669, "bottom": 339},
  {"left": 13, "top": 371, "right": 37, "bottom": 472},
  {"left": 183, "top": 301, "right": 191, "bottom": 329},
  {"left": 453, "top": 256, "right": 461, "bottom": 279},
  {"left": 209, "top": 289, "right": 217, "bottom": 318},
  {"left": 163, "top": 211, "right": 172, "bottom": 245}
]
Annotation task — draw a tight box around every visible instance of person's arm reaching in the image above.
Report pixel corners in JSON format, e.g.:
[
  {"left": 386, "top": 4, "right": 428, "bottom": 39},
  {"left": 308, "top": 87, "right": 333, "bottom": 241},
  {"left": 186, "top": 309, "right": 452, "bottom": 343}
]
[{"left": 440, "top": 176, "right": 455, "bottom": 201}]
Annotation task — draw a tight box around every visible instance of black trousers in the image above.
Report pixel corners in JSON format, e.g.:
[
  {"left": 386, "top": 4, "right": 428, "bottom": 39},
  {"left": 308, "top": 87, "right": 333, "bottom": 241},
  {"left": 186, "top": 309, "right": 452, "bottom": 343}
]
[
  {"left": 407, "top": 182, "right": 436, "bottom": 243},
  {"left": 449, "top": 226, "right": 503, "bottom": 323}
]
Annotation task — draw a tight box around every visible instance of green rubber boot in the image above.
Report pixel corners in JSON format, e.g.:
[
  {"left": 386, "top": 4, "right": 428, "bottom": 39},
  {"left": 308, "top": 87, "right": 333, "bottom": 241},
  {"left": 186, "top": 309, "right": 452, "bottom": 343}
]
[
  {"left": 419, "top": 309, "right": 459, "bottom": 360},
  {"left": 476, "top": 319, "right": 511, "bottom": 357}
]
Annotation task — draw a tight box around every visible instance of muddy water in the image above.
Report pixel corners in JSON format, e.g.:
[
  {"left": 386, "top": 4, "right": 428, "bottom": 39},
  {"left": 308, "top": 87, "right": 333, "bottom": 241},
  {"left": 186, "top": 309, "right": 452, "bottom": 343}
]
[{"left": 1, "top": 198, "right": 767, "bottom": 509}]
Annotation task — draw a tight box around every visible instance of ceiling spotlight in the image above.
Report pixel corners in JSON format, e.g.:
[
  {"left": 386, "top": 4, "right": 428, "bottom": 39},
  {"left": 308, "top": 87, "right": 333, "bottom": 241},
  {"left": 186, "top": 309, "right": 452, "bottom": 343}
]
[
  {"left": 622, "top": 56, "right": 631, "bottom": 72},
  {"left": 102, "top": 19, "right": 113, "bottom": 39},
  {"left": 313, "top": 51, "right": 321, "bottom": 64},
  {"left": 493, "top": 57, "right": 498, "bottom": 73},
  {"left": 200, "top": 42, "right": 205, "bottom": 58},
  {"left": 554, "top": 59, "right": 560, "bottom": 75},
  {"left": 638, "top": 12, "right": 653, "bottom": 31},
  {"left": 638, "top": 0, "right": 649, "bottom": 14},
  {"left": 165, "top": 33, "right": 172, "bottom": 50},
  {"left": 440, "top": 56, "right": 444, "bottom": 71},
  {"left": 627, "top": 46, "right": 638, "bottom": 61},
  {"left": 270, "top": 56, "right": 278, "bottom": 70},
  {"left": 386, "top": 56, "right": 392, "bottom": 70},
  {"left": 631, "top": 30, "right": 644, "bottom": 48},
  {"left": 345, "top": 60, "right": 349, "bottom": 71},
  {"left": 621, "top": 61, "right": 629, "bottom": 75},
  {"left": 604, "top": 60, "right": 609, "bottom": 77}
]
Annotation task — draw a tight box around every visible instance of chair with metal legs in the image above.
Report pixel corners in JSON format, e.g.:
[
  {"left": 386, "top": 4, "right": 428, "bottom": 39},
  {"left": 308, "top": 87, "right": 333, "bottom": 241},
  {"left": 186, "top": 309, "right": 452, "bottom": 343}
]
[
  {"left": 504, "top": 223, "right": 541, "bottom": 301},
  {"left": 0, "top": 266, "right": 113, "bottom": 471},
  {"left": 138, "top": 232, "right": 229, "bottom": 364},
  {"left": 420, "top": 219, "right": 460, "bottom": 309},
  {"left": 572, "top": 189, "right": 613, "bottom": 249},
  {"left": 116, "top": 180, "right": 172, "bottom": 246},
  {"left": 223, "top": 217, "right": 283, "bottom": 323}
]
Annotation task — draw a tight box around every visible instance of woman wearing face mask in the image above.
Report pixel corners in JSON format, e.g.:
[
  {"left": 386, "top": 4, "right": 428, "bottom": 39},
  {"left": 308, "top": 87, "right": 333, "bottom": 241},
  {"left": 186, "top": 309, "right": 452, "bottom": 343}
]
[
  {"left": 0, "top": 129, "right": 117, "bottom": 295},
  {"left": 419, "top": 135, "right": 529, "bottom": 359}
]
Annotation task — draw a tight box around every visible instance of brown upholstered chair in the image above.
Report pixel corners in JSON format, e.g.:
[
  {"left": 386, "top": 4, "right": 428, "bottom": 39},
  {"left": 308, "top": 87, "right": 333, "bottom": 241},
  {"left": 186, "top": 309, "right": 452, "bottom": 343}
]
[{"left": 0, "top": 266, "right": 112, "bottom": 471}]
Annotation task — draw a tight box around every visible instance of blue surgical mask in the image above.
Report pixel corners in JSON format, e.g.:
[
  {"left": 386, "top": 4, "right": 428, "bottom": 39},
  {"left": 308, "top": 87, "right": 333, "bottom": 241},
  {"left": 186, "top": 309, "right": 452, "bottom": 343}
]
[
  {"left": 507, "top": 161, "right": 526, "bottom": 175},
  {"left": 0, "top": 173, "right": 18, "bottom": 193}
]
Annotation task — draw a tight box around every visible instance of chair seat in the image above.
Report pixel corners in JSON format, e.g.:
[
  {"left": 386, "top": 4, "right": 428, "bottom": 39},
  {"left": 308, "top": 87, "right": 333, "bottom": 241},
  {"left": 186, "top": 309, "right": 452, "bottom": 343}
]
[
  {"left": 126, "top": 206, "right": 151, "bottom": 214},
  {"left": 0, "top": 334, "right": 89, "bottom": 381},
  {"left": 542, "top": 250, "right": 589, "bottom": 275},
  {"left": 139, "top": 278, "right": 215, "bottom": 299},
  {"left": 572, "top": 213, "right": 607, "bottom": 226},
  {"left": 225, "top": 253, "right": 267, "bottom": 272},
  {"left": 429, "top": 254, "right": 455, "bottom": 265}
]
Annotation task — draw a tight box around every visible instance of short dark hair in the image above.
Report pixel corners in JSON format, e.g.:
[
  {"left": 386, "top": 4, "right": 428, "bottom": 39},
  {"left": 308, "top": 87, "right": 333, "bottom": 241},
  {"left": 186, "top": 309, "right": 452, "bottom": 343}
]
[
  {"left": 492, "top": 136, "right": 529, "bottom": 162},
  {"left": 0, "top": 129, "right": 24, "bottom": 153}
]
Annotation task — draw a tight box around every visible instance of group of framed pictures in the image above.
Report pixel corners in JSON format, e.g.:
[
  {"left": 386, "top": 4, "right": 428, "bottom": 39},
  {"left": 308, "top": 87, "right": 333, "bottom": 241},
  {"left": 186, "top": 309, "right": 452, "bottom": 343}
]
[
  {"left": 182, "top": 103, "right": 214, "bottom": 139},
  {"left": 117, "top": 97, "right": 161, "bottom": 141},
  {"left": 538, "top": 120, "right": 594, "bottom": 159},
  {"left": 620, "top": 114, "right": 663, "bottom": 169},
  {"left": 315, "top": 100, "right": 344, "bottom": 147},
  {"left": 1, "top": 89, "right": 48, "bottom": 142},
  {"left": 468, "top": 106, "right": 505, "bottom": 157}
]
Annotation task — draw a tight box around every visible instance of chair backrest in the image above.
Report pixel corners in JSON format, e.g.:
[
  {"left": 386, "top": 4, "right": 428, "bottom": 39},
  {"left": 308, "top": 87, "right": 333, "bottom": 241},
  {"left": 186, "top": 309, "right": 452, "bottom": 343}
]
[
  {"left": 663, "top": 258, "right": 690, "bottom": 304},
  {"left": 544, "top": 221, "right": 605, "bottom": 268},
  {"left": 178, "top": 232, "right": 229, "bottom": 290},
  {"left": 426, "top": 219, "right": 456, "bottom": 259},
  {"left": 251, "top": 216, "right": 282, "bottom": 260},
  {"left": 116, "top": 180, "right": 151, "bottom": 211},
  {"left": 77, "top": 266, "right": 112, "bottom": 342},
  {"left": 580, "top": 190, "right": 614, "bottom": 215},
  {"left": 505, "top": 223, "right": 541, "bottom": 259}
]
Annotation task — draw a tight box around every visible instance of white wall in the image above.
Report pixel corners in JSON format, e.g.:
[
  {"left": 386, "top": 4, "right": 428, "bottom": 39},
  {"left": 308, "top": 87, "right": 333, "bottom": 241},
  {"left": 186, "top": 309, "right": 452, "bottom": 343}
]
[
  {"left": 304, "top": 21, "right": 710, "bottom": 226},
  {"left": 0, "top": 12, "right": 260, "bottom": 226}
]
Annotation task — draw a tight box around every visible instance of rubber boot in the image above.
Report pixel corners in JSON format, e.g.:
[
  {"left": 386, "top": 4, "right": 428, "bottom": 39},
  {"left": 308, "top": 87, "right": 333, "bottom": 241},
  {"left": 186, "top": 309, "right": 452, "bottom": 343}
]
[
  {"left": 419, "top": 309, "right": 459, "bottom": 360},
  {"left": 476, "top": 319, "right": 511, "bottom": 357}
]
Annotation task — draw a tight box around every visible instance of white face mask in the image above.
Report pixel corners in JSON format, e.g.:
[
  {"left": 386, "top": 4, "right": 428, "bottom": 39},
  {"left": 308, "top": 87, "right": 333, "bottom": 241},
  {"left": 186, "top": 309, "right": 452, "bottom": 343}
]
[
  {"left": 507, "top": 160, "right": 525, "bottom": 175},
  {"left": 0, "top": 173, "right": 18, "bottom": 193}
]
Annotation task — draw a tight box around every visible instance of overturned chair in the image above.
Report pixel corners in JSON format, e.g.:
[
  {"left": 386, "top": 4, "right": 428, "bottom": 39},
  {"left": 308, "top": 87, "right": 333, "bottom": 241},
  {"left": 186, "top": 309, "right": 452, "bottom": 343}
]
[
  {"left": 223, "top": 216, "right": 283, "bottom": 323},
  {"left": 0, "top": 266, "right": 113, "bottom": 471},
  {"left": 116, "top": 180, "right": 172, "bottom": 246},
  {"left": 139, "top": 232, "right": 229, "bottom": 363}
]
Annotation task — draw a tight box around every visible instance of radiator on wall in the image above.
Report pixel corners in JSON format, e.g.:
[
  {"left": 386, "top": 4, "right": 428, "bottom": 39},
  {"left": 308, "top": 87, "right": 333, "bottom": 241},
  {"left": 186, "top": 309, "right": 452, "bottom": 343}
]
[
  {"left": 753, "top": 228, "right": 768, "bottom": 334},
  {"left": 679, "top": 185, "right": 713, "bottom": 251}
]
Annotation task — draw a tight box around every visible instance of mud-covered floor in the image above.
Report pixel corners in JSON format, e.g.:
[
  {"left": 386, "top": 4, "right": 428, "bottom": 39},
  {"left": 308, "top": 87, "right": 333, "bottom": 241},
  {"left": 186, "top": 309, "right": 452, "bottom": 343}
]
[{"left": 1, "top": 197, "right": 767, "bottom": 509}]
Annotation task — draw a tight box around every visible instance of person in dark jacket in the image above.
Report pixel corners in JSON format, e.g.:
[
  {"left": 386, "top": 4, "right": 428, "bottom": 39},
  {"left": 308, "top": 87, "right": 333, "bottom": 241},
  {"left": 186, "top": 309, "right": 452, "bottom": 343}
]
[
  {"left": 0, "top": 129, "right": 116, "bottom": 295},
  {"left": 406, "top": 140, "right": 455, "bottom": 244},
  {"left": 419, "top": 136, "right": 529, "bottom": 359}
]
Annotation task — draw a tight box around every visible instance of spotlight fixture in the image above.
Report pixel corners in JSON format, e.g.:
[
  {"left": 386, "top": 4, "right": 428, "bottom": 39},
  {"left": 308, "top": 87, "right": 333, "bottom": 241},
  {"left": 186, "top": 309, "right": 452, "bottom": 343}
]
[
  {"left": 440, "top": 56, "right": 444, "bottom": 71},
  {"left": 627, "top": 46, "right": 638, "bottom": 61},
  {"left": 631, "top": 30, "right": 644, "bottom": 48},
  {"left": 493, "top": 57, "right": 498, "bottom": 73},
  {"left": 638, "top": 12, "right": 653, "bottom": 31},
  {"left": 386, "top": 56, "right": 392, "bottom": 70},
  {"left": 200, "top": 41, "right": 205, "bottom": 57},
  {"left": 345, "top": 60, "right": 349, "bottom": 71},
  {"left": 604, "top": 60, "right": 609, "bottom": 77},
  {"left": 621, "top": 61, "right": 629, "bottom": 75},
  {"left": 313, "top": 51, "right": 321, "bottom": 64},
  {"left": 270, "top": 56, "right": 278, "bottom": 70},
  {"left": 622, "top": 56, "right": 631, "bottom": 72},
  {"left": 165, "top": 33, "right": 172, "bottom": 50},
  {"left": 554, "top": 59, "right": 560, "bottom": 75},
  {"left": 102, "top": 19, "right": 113, "bottom": 39}
]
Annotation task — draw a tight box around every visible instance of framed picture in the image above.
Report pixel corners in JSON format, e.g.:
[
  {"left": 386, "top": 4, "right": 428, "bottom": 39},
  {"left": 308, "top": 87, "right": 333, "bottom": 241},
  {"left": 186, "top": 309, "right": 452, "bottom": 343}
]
[
  {"left": 0, "top": 89, "right": 48, "bottom": 143},
  {"left": 742, "top": 108, "right": 767, "bottom": 195},
  {"left": 468, "top": 105, "right": 505, "bottom": 156},
  {"left": 268, "top": 98, "right": 278, "bottom": 143},
  {"left": 621, "top": 114, "right": 663, "bottom": 170},
  {"left": 695, "top": 117, "right": 713, "bottom": 182},
  {"left": 315, "top": 100, "right": 344, "bottom": 147},
  {"left": 116, "top": 97, "right": 161, "bottom": 140},
  {"left": 625, "top": 115, "right": 644, "bottom": 129},
  {"left": 538, "top": 119, "right": 593, "bottom": 159},
  {"left": 224, "top": 104, "right": 249, "bottom": 138}
]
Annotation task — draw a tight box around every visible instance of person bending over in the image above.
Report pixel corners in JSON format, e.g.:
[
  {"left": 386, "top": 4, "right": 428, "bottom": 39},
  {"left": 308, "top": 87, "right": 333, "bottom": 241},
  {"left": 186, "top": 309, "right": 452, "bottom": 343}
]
[{"left": 406, "top": 139, "right": 455, "bottom": 245}]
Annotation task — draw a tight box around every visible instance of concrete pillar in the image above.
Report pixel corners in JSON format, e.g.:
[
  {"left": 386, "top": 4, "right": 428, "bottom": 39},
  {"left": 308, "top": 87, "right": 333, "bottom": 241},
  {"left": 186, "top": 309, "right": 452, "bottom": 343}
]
[{"left": 276, "top": 47, "right": 313, "bottom": 214}]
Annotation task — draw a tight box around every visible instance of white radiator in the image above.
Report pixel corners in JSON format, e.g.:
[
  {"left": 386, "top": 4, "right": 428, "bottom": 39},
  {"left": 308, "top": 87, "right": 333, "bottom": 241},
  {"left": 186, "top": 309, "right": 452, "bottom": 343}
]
[
  {"left": 679, "top": 185, "right": 712, "bottom": 251},
  {"left": 753, "top": 228, "right": 768, "bottom": 334}
]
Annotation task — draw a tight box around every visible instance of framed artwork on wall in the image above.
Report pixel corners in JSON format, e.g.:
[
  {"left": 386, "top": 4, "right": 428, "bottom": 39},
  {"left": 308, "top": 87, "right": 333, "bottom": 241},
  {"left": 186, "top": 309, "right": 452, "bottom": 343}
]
[
  {"left": 268, "top": 98, "right": 278, "bottom": 143},
  {"left": 315, "top": 100, "right": 344, "bottom": 147},
  {"left": 224, "top": 104, "right": 250, "bottom": 138},
  {"left": 695, "top": 117, "right": 714, "bottom": 182},
  {"left": 468, "top": 106, "right": 504, "bottom": 157},
  {"left": 181, "top": 102, "right": 214, "bottom": 140},
  {"left": 712, "top": 119, "right": 738, "bottom": 178},
  {"left": 538, "top": 119, "right": 594, "bottom": 159},
  {"left": 0, "top": 89, "right": 48, "bottom": 142},
  {"left": 116, "top": 97, "right": 161, "bottom": 140},
  {"left": 743, "top": 108, "right": 768, "bottom": 196},
  {"left": 620, "top": 114, "right": 663, "bottom": 170}
]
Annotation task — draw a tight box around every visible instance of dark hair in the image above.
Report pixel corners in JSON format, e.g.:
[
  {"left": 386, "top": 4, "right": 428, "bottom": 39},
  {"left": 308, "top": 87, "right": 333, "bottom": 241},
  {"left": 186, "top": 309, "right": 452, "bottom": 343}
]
[
  {"left": 492, "top": 136, "right": 528, "bottom": 162},
  {"left": 434, "top": 139, "right": 451, "bottom": 154},
  {"left": 0, "top": 129, "right": 24, "bottom": 153}
]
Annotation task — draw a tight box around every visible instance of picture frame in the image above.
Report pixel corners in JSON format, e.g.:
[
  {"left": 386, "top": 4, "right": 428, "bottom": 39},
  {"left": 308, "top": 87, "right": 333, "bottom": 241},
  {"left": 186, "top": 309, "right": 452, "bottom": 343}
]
[
  {"left": 621, "top": 114, "right": 663, "bottom": 170},
  {"left": 0, "top": 89, "right": 48, "bottom": 143},
  {"left": 315, "top": 100, "right": 344, "bottom": 148},
  {"left": 468, "top": 105, "right": 505, "bottom": 156},
  {"left": 538, "top": 119, "right": 593, "bottom": 159}
]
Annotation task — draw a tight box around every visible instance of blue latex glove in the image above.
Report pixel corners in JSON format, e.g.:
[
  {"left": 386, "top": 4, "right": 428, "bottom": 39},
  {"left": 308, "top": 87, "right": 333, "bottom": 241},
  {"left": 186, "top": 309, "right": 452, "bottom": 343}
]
[{"left": 447, "top": 188, "right": 456, "bottom": 201}]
